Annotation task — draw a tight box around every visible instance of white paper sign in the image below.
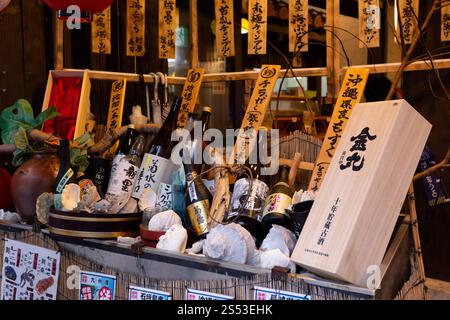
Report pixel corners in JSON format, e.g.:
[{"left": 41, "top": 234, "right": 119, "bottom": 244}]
[
  {"left": 1, "top": 239, "right": 60, "bottom": 300},
  {"left": 129, "top": 285, "right": 172, "bottom": 300},
  {"left": 186, "top": 288, "right": 234, "bottom": 300},
  {"left": 253, "top": 286, "right": 311, "bottom": 300}
]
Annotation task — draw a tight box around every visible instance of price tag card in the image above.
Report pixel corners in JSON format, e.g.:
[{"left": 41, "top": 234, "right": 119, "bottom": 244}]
[
  {"left": 248, "top": 0, "right": 267, "bottom": 55},
  {"left": 254, "top": 286, "right": 311, "bottom": 300},
  {"left": 127, "top": 0, "right": 146, "bottom": 56},
  {"left": 91, "top": 7, "right": 111, "bottom": 54},
  {"left": 358, "top": 0, "right": 380, "bottom": 48},
  {"left": 129, "top": 285, "right": 172, "bottom": 300},
  {"left": 309, "top": 68, "right": 369, "bottom": 191},
  {"left": 186, "top": 288, "right": 234, "bottom": 300},
  {"left": 159, "top": 0, "right": 177, "bottom": 59},
  {"left": 398, "top": 0, "right": 419, "bottom": 45},
  {"left": 215, "top": 0, "right": 235, "bottom": 57},
  {"left": 289, "top": 0, "right": 308, "bottom": 52},
  {"left": 177, "top": 68, "right": 204, "bottom": 128}
]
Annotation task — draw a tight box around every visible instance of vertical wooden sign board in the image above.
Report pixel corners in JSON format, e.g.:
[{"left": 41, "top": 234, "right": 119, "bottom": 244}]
[
  {"left": 159, "top": 0, "right": 177, "bottom": 59},
  {"left": 103, "top": 79, "right": 127, "bottom": 159},
  {"left": 398, "top": 0, "right": 419, "bottom": 45},
  {"left": 92, "top": 7, "right": 112, "bottom": 54},
  {"left": 176, "top": 68, "right": 205, "bottom": 129},
  {"left": 308, "top": 68, "right": 369, "bottom": 192},
  {"left": 127, "top": 0, "right": 146, "bottom": 57},
  {"left": 231, "top": 65, "right": 280, "bottom": 165},
  {"left": 441, "top": 4, "right": 450, "bottom": 42},
  {"left": 215, "top": 0, "right": 235, "bottom": 57},
  {"left": 248, "top": 0, "right": 267, "bottom": 55},
  {"left": 289, "top": 0, "right": 308, "bottom": 52},
  {"left": 358, "top": 0, "right": 380, "bottom": 48}
]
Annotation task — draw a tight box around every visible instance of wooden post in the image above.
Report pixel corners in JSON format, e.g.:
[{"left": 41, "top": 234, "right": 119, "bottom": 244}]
[
  {"left": 189, "top": 0, "right": 199, "bottom": 68},
  {"left": 325, "top": 0, "right": 340, "bottom": 101},
  {"left": 54, "top": 13, "right": 64, "bottom": 70}
]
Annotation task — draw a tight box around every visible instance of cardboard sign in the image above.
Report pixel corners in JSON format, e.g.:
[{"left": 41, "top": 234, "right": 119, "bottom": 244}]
[
  {"left": 159, "top": 0, "right": 177, "bottom": 59},
  {"left": 215, "top": 0, "right": 235, "bottom": 57},
  {"left": 441, "top": 4, "right": 450, "bottom": 42},
  {"left": 103, "top": 79, "right": 127, "bottom": 159},
  {"left": 248, "top": 0, "right": 267, "bottom": 55},
  {"left": 1, "top": 239, "right": 60, "bottom": 300},
  {"left": 231, "top": 65, "right": 280, "bottom": 165},
  {"left": 128, "top": 285, "right": 172, "bottom": 300},
  {"left": 80, "top": 271, "right": 116, "bottom": 300},
  {"left": 185, "top": 288, "right": 233, "bottom": 300},
  {"left": 254, "top": 286, "right": 311, "bottom": 300},
  {"left": 289, "top": 0, "right": 308, "bottom": 52},
  {"left": 91, "top": 7, "right": 111, "bottom": 54},
  {"left": 358, "top": 0, "right": 380, "bottom": 48},
  {"left": 176, "top": 68, "right": 204, "bottom": 128},
  {"left": 308, "top": 68, "right": 369, "bottom": 192},
  {"left": 127, "top": 0, "right": 146, "bottom": 57},
  {"left": 398, "top": 0, "right": 419, "bottom": 45}
]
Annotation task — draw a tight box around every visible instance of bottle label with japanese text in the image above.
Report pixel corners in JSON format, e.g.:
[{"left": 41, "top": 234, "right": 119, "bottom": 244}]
[
  {"left": 132, "top": 154, "right": 173, "bottom": 199},
  {"left": 262, "top": 193, "right": 292, "bottom": 217},
  {"left": 187, "top": 200, "right": 210, "bottom": 236},
  {"left": 107, "top": 158, "right": 139, "bottom": 198},
  {"left": 56, "top": 168, "right": 74, "bottom": 193},
  {"left": 156, "top": 182, "right": 173, "bottom": 209},
  {"left": 227, "top": 178, "right": 269, "bottom": 222}
]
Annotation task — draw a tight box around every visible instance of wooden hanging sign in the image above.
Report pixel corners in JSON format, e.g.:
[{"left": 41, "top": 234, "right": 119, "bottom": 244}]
[
  {"left": 358, "top": 0, "right": 380, "bottom": 48},
  {"left": 91, "top": 7, "right": 111, "bottom": 54},
  {"left": 215, "top": 0, "right": 235, "bottom": 57},
  {"left": 441, "top": 4, "right": 450, "bottom": 42},
  {"left": 308, "top": 68, "right": 369, "bottom": 192},
  {"left": 176, "top": 68, "right": 205, "bottom": 128},
  {"left": 103, "top": 79, "right": 127, "bottom": 159},
  {"left": 127, "top": 0, "right": 146, "bottom": 57},
  {"left": 159, "top": 0, "right": 177, "bottom": 59},
  {"left": 231, "top": 65, "right": 280, "bottom": 165},
  {"left": 248, "top": 0, "right": 267, "bottom": 55},
  {"left": 289, "top": 0, "right": 308, "bottom": 52},
  {"left": 398, "top": 0, "right": 419, "bottom": 45}
]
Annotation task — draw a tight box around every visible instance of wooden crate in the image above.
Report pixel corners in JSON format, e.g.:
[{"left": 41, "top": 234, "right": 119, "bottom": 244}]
[
  {"left": 291, "top": 99, "right": 431, "bottom": 287},
  {"left": 42, "top": 70, "right": 91, "bottom": 139}
]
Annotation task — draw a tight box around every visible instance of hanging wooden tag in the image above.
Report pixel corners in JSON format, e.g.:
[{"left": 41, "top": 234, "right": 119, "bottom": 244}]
[
  {"left": 177, "top": 68, "right": 205, "bottom": 128},
  {"left": 127, "top": 0, "right": 146, "bottom": 57},
  {"left": 231, "top": 65, "right": 280, "bottom": 165},
  {"left": 215, "top": 0, "right": 235, "bottom": 57},
  {"left": 248, "top": 0, "right": 267, "bottom": 55},
  {"left": 441, "top": 4, "right": 450, "bottom": 42},
  {"left": 308, "top": 68, "right": 369, "bottom": 192},
  {"left": 358, "top": 0, "right": 380, "bottom": 48},
  {"left": 103, "top": 79, "right": 127, "bottom": 159},
  {"left": 289, "top": 0, "right": 308, "bottom": 52},
  {"left": 159, "top": 0, "right": 177, "bottom": 59},
  {"left": 398, "top": 0, "right": 419, "bottom": 45},
  {"left": 91, "top": 7, "right": 112, "bottom": 54}
]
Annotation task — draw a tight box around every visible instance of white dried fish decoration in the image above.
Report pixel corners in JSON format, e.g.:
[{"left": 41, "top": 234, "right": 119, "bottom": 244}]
[
  {"left": 36, "top": 192, "right": 54, "bottom": 224},
  {"left": 138, "top": 189, "right": 157, "bottom": 211},
  {"left": 61, "top": 183, "right": 81, "bottom": 212},
  {"left": 260, "top": 225, "right": 297, "bottom": 256},
  {"left": 148, "top": 210, "right": 182, "bottom": 231},
  {"left": 157, "top": 224, "right": 188, "bottom": 253}
]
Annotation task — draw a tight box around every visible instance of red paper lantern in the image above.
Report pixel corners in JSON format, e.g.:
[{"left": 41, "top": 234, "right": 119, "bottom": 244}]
[{"left": 41, "top": 0, "right": 114, "bottom": 21}]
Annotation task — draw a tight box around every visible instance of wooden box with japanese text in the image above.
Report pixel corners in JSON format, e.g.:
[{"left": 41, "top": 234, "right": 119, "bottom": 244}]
[{"left": 291, "top": 99, "right": 431, "bottom": 287}]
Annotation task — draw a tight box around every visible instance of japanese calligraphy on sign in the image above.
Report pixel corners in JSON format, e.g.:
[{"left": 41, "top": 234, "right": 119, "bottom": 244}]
[
  {"left": 231, "top": 65, "right": 280, "bottom": 165},
  {"left": 215, "top": 0, "right": 235, "bottom": 57},
  {"left": 103, "top": 79, "right": 127, "bottom": 159},
  {"left": 1, "top": 239, "right": 60, "bottom": 300},
  {"left": 254, "top": 286, "right": 311, "bottom": 300},
  {"left": 316, "top": 197, "right": 341, "bottom": 246},
  {"left": 91, "top": 7, "right": 111, "bottom": 54},
  {"left": 358, "top": 0, "right": 380, "bottom": 48},
  {"left": 80, "top": 271, "right": 116, "bottom": 301},
  {"left": 127, "top": 0, "right": 146, "bottom": 57},
  {"left": 441, "top": 4, "right": 450, "bottom": 42},
  {"left": 185, "top": 288, "right": 233, "bottom": 300},
  {"left": 339, "top": 127, "right": 377, "bottom": 172},
  {"left": 128, "top": 286, "right": 171, "bottom": 300},
  {"left": 398, "top": 0, "right": 419, "bottom": 45},
  {"left": 176, "top": 68, "right": 204, "bottom": 128},
  {"left": 308, "top": 68, "right": 369, "bottom": 192},
  {"left": 289, "top": 0, "right": 308, "bottom": 52},
  {"left": 248, "top": 0, "right": 267, "bottom": 55},
  {"left": 159, "top": 0, "right": 177, "bottom": 59}
]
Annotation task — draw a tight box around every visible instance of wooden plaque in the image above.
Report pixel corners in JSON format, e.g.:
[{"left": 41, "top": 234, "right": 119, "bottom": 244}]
[
  {"left": 127, "top": 0, "right": 146, "bottom": 57},
  {"left": 248, "top": 0, "right": 267, "bottom": 55},
  {"left": 177, "top": 68, "right": 204, "bottom": 128},
  {"left": 215, "top": 0, "right": 235, "bottom": 57},
  {"left": 289, "top": 0, "right": 308, "bottom": 52},
  {"left": 358, "top": 0, "right": 380, "bottom": 48},
  {"left": 398, "top": 0, "right": 419, "bottom": 45},
  {"left": 159, "top": 0, "right": 177, "bottom": 59},
  {"left": 441, "top": 4, "right": 450, "bottom": 42},
  {"left": 292, "top": 99, "right": 432, "bottom": 286},
  {"left": 91, "top": 7, "right": 112, "bottom": 54}
]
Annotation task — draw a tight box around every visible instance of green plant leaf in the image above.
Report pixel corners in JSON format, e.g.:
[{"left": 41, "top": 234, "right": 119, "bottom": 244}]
[
  {"left": 32, "top": 106, "right": 60, "bottom": 128},
  {"left": 0, "top": 99, "right": 35, "bottom": 144},
  {"left": 12, "top": 149, "right": 26, "bottom": 167},
  {"left": 14, "top": 127, "right": 29, "bottom": 150}
]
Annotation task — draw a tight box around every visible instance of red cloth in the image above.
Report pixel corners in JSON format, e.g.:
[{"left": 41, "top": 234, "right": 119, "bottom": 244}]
[{"left": 43, "top": 77, "right": 82, "bottom": 140}]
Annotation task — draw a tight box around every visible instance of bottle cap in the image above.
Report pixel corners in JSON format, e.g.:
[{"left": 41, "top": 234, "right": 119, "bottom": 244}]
[{"left": 202, "top": 106, "right": 212, "bottom": 114}]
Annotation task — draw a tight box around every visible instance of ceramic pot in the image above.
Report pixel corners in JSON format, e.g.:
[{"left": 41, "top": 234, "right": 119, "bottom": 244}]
[{"left": 11, "top": 150, "right": 60, "bottom": 224}]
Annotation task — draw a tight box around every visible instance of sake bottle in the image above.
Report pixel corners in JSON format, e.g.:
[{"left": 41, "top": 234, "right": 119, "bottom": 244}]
[
  {"left": 110, "top": 124, "right": 137, "bottom": 185},
  {"left": 54, "top": 139, "right": 77, "bottom": 194},
  {"left": 191, "top": 106, "right": 212, "bottom": 174}
]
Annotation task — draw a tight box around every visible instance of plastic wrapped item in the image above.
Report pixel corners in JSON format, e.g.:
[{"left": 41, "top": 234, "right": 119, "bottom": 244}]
[
  {"left": 0, "top": 209, "right": 20, "bottom": 223},
  {"left": 147, "top": 209, "right": 182, "bottom": 232},
  {"left": 258, "top": 249, "right": 296, "bottom": 273},
  {"left": 260, "top": 225, "right": 297, "bottom": 256},
  {"left": 203, "top": 223, "right": 256, "bottom": 264},
  {"left": 156, "top": 224, "right": 188, "bottom": 253},
  {"left": 138, "top": 189, "right": 157, "bottom": 212},
  {"left": 61, "top": 183, "right": 80, "bottom": 212}
]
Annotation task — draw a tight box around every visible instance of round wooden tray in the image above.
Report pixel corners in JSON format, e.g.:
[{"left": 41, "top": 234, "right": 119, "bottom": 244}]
[{"left": 48, "top": 207, "right": 142, "bottom": 240}]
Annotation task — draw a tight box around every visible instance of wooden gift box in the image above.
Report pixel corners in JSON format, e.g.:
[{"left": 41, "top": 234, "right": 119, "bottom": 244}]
[
  {"left": 42, "top": 69, "right": 91, "bottom": 139},
  {"left": 291, "top": 99, "right": 431, "bottom": 287}
]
